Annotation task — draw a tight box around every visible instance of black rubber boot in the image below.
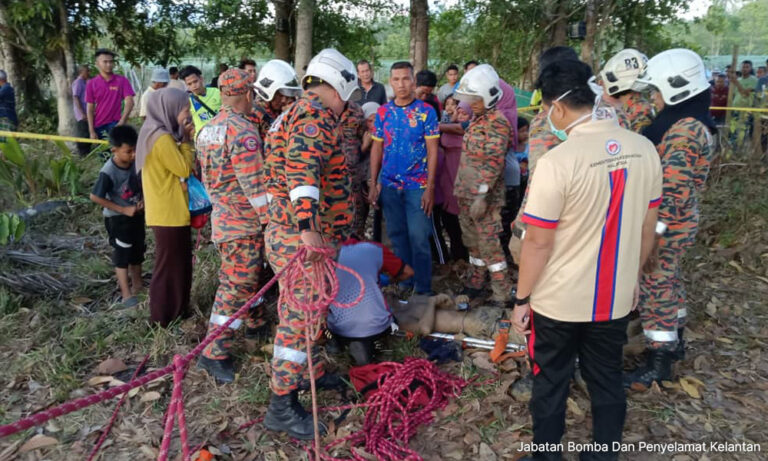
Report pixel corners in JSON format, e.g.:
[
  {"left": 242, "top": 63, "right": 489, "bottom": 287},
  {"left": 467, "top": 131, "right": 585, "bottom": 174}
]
[
  {"left": 244, "top": 323, "right": 271, "bottom": 342},
  {"left": 623, "top": 349, "right": 674, "bottom": 389},
  {"left": 298, "top": 372, "right": 346, "bottom": 392},
  {"left": 673, "top": 328, "right": 685, "bottom": 361},
  {"left": 196, "top": 356, "right": 235, "bottom": 384},
  {"left": 264, "top": 391, "right": 326, "bottom": 440}
]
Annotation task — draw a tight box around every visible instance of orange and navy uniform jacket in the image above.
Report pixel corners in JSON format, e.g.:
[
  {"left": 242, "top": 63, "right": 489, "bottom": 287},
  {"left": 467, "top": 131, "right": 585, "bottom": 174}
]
[
  {"left": 196, "top": 106, "right": 269, "bottom": 241},
  {"left": 622, "top": 92, "right": 654, "bottom": 134},
  {"left": 453, "top": 107, "right": 511, "bottom": 206},
  {"left": 656, "top": 117, "right": 713, "bottom": 248},
  {"left": 249, "top": 98, "right": 281, "bottom": 147},
  {"left": 339, "top": 101, "right": 366, "bottom": 191},
  {"left": 265, "top": 92, "right": 353, "bottom": 241}
]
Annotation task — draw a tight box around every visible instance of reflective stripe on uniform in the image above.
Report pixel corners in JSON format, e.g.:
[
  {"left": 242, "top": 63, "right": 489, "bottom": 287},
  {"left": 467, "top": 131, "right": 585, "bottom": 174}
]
[
  {"left": 678, "top": 308, "right": 687, "bottom": 318},
  {"left": 488, "top": 261, "right": 507, "bottom": 272},
  {"left": 273, "top": 345, "right": 307, "bottom": 364},
  {"left": 209, "top": 313, "right": 243, "bottom": 330},
  {"left": 114, "top": 238, "right": 132, "bottom": 249},
  {"left": 643, "top": 329, "right": 678, "bottom": 342},
  {"left": 249, "top": 193, "right": 269, "bottom": 208},
  {"left": 469, "top": 256, "right": 485, "bottom": 267},
  {"left": 289, "top": 185, "right": 320, "bottom": 202}
]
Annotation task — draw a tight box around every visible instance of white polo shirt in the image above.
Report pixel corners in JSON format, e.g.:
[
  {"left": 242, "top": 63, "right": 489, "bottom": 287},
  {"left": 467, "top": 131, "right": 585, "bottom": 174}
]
[{"left": 521, "top": 119, "right": 662, "bottom": 322}]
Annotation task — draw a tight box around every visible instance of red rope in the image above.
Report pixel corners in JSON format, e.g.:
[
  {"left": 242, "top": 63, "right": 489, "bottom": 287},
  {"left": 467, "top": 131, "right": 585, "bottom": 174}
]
[
  {"left": 318, "top": 358, "right": 469, "bottom": 461},
  {"left": 86, "top": 354, "right": 150, "bottom": 461},
  {"left": 0, "top": 246, "right": 297, "bottom": 439}
]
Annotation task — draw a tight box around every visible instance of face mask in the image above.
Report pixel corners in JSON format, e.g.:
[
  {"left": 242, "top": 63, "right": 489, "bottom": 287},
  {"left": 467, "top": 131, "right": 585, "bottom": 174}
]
[{"left": 546, "top": 90, "right": 591, "bottom": 141}]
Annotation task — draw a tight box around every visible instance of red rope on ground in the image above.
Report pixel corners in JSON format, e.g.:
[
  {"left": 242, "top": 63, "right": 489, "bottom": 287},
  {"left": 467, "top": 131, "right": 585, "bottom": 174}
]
[
  {"left": 318, "top": 358, "right": 470, "bottom": 461},
  {"left": 86, "top": 354, "right": 151, "bottom": 461},
  {"left": 0, "top": 246, "right": 297, "bottom": 440}
]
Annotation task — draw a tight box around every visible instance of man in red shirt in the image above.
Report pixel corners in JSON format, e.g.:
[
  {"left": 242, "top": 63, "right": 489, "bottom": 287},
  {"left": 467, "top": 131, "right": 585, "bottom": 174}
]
[
  {"left": 86, "top": 49, "right": 135, "bottom": 140},
  {"left": 710, "top": 73, "right": 728, "bottom": 124}
]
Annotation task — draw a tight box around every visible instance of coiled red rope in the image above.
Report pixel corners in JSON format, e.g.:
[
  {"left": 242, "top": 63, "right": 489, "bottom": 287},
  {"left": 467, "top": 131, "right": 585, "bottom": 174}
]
[{"left": 319, "top": 358, "right": 470, "bottom": 461}]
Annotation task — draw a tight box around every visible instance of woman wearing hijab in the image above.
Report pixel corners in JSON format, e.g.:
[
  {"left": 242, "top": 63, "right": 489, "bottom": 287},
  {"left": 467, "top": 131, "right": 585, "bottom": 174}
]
[
  {"left": 434, "top": 100, "right": 471, "bottom": 264},
  {"left": 625, "top": 49, "right": 716, "bottom": 388},
  {"left": 136, "top": 87, "right": 196, "bottom": 327}
]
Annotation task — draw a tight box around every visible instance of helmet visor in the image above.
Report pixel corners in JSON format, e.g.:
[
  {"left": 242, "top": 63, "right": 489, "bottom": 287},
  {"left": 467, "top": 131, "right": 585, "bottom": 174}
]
[
  {"left": 453, "top": 91, "right": 482, "bottom": 104},
  {"left": 278, "top": 87, "right": 303, "bottom": 98}
]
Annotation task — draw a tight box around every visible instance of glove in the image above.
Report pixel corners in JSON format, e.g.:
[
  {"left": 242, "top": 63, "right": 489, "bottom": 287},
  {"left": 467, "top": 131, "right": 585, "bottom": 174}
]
[{"left": 469, "top": 197, "right": 487, "bottom": 220}]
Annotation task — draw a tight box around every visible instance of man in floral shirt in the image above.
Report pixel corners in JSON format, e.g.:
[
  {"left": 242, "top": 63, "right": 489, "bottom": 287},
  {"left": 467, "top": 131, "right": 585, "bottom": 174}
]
[{"left": 369, "top": 61, "right": 440, "bottom": 295}]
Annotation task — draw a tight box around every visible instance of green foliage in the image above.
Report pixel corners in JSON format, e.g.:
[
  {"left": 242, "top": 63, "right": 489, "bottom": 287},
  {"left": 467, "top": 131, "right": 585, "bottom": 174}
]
[
  {"left": 193, "top": 0, "right": 273, "bottom": 61},
  {"left": 0, "top": 212, "right": 25, "bottom": 245},
  {"left": 666, "top": 0, "right": 768, "bottom": 58},
  {"left": 0, "top": 139, "right": 87, "bottom": 205}
]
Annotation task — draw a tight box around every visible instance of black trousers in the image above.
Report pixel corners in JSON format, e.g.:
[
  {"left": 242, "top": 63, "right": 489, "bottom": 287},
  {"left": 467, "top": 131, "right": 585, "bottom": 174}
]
[
  {"left": 433, "top": 205, "right": 468, "bottom": 262},
  {"left": 75, "top": 119, "right": 91, "bottom": 156},
  {"left": 528, "top": 310, "right": 629, "bottom": 461},
  {"left": 149, "top": 226, "right": 192, "bottom": 327}
]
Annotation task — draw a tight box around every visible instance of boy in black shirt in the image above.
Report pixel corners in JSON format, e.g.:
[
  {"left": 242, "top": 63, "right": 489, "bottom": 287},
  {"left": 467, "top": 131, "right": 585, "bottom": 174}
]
[{"left": 89, "top": 125, "right": 144, "bottom": 307}]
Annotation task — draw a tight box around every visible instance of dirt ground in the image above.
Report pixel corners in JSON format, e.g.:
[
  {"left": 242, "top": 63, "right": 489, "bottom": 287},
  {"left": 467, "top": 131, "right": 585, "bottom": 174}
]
[{"left": 0, "top": 163, "right": 766, "bottom": 461}]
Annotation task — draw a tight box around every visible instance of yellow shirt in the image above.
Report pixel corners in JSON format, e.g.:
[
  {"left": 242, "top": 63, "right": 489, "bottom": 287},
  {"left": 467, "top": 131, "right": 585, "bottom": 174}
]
[
  {"left": 521, "top": 119, "right": 662, "bottom": 322},
  {"left": 142, "top": 134, "right": 195, "bottom": 227}
]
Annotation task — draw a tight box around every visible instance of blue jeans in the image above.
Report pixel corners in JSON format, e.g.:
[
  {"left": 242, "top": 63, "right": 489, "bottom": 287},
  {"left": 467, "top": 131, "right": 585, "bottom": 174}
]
[
  {"left": 95, "top": 121, "right": 118, "bottom": 140},
  {"left": 380, "top": 186, "right": 432, "bottom": 294}
]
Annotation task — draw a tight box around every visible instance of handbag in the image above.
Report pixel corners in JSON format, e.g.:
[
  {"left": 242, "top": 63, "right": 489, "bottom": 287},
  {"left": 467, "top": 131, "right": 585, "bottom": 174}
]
[{"left": 187, "top": 175, "right": 212, "bottom": 229}]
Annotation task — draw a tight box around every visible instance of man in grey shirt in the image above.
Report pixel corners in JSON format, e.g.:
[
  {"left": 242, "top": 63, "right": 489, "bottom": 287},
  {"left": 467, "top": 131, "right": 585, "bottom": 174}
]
[{"left": 356, "top": 59, "right": 387, "bottom": 105}]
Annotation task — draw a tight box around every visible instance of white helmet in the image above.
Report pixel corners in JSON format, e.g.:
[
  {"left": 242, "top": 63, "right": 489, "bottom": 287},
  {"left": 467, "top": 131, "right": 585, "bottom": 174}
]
[
  {"left": 255, "top": 59, "right": 302, "bottom": 101},
  {"left": 303, "top": 48, "right": 360, "bottom": 101},
  {"left": 454, "top": 63, "right": 502, "bottom": 109},
  {"left": 599, "top": 48, "right": 648, "bottom": 96},
  {"left": 634, "top": 48, "right": 709, "bottom": 105}
]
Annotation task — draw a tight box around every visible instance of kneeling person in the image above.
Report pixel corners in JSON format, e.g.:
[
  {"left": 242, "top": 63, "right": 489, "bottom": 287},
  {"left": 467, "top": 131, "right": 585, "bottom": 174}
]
[{"left": 328, "top": 238, "right": 414, "bottom": 365}]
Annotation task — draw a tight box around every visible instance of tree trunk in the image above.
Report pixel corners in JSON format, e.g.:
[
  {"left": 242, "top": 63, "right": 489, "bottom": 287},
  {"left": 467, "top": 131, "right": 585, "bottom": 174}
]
[
  {"left": 409, "top": 0, "right": 429, "bottom": 72},
  {"left": 0, "top": 2, "right": 25, "bottom": 110},
  {"left": 273, "top": 0, "right": 294, "bottom": 62},
  {"left": 580, "top": 0, "right": 597, "bottom": 70},
  {"left": 550, "top": 0, "right": 568, "bottom": 46},
  {"left": 58, "top": 1, "right": 75, "bottom": 85},
  {"left": 45, "top": 51, "right": 75, "bottom": 137},
  {"left": 294, "top": 0, "right": 314, "bottom": 78}
]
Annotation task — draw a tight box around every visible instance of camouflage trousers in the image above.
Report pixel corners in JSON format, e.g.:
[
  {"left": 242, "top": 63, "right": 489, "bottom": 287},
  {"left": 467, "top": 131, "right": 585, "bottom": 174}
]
[
  {"left": 458, "top": 198, "right": 512, "bottom": 303},
  {"left": 202, "top": 234, "right": 265, "bottom": 360},
  {"left": 351, "top": 189, "right": 368, "bottom": 238},
  {"left": 265, "top": 223, "right": 327, "bottom": 395},
  {"left": 638, "top": 241, "right": 687, "bottom": 351}
]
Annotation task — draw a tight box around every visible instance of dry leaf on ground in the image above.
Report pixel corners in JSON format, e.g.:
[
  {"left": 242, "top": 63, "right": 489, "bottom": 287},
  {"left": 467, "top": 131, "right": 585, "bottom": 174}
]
[{"left": 19, "top": 435, "right": 58, "bottom": 453}]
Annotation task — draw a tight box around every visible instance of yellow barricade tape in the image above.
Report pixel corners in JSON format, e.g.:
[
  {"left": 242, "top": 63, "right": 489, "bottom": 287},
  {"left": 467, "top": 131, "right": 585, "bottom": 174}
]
[
  {"left": 709, "top": 106, "right": 768, "bottom": 113},
  {"left": 1, "top": 104, "right": 766, "bottom": 145},
  {"left": 0, "top": 130, "right": 108, "bottom": 145},
  {"left": 519, "top": 105, "right": 541, "bottom": 113}
]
